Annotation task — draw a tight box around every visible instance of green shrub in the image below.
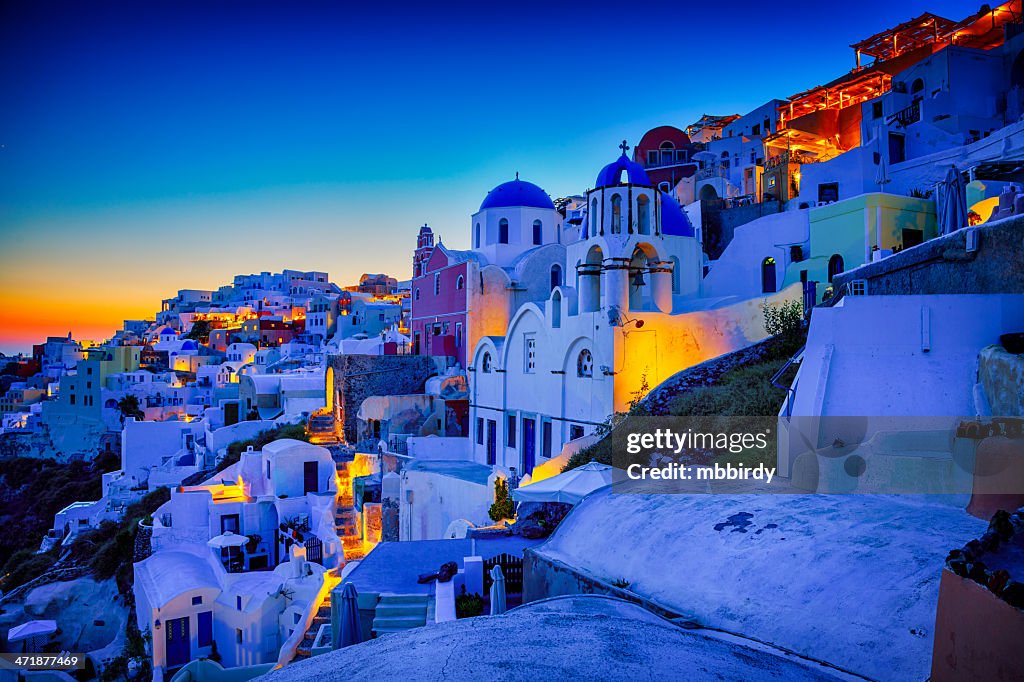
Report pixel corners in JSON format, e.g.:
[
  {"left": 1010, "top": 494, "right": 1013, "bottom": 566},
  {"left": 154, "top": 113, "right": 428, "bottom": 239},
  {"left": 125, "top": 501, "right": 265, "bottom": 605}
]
[
  {"left": 455, "top": 586, "right": 484, "bottom": 618},
  {"left": 488, "top": 478, "right": 515, "bottom": 522},
  {"left": 0, "top": 549, "right": 55, "bottom": 590},
  {"left": 762, "top": 299, "right": 804, "bottom": 354}
]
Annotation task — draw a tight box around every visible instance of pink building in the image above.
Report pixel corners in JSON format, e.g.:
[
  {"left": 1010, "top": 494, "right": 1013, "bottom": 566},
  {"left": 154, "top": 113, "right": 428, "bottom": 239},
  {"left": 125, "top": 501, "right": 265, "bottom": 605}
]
[
  {"left": 409, "top": 224, "right": 473, "bottom": 367},
  {"left": 409, "top": 177, "right": 564, "bottom": 369}
]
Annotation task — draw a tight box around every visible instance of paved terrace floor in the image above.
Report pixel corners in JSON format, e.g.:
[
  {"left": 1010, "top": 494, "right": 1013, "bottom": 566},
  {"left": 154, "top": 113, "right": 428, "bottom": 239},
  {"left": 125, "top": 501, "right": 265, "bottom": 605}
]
[{"left": 345, "top": 536, "right": 543, "bottom": 596}]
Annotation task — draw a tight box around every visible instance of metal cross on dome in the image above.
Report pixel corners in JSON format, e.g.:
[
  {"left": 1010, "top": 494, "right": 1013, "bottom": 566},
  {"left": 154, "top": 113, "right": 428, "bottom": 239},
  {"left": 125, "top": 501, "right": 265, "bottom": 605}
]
[{"left": 619, "top": 140, "right": 630, "bottom": 154}]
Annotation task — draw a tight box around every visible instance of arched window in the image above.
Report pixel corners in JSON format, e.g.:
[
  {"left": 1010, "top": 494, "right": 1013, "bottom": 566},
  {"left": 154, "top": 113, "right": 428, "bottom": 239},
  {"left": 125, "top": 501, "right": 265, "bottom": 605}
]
[
  {"left": 911, "top": 78, "right": 924, "bottom": 94},
  {"left": 481, "top": 352, "right": 492, "bottom": 373},
  {"left": 590, "top": 198, "right": 599, "bottom": 235},
  {"left": 636, "top": 194, "right": 651, "bottom": 234},
  {"left": 659, "top": 140, "right": 675, "bottom": 166},
  {"left": 577, "top": 349, "right": 593, "bottom": 378},
  {"left": 532, "top": 220, "right": 542, "bottom": 245},
  {"left": 456, "top": 275, "right": 465, "bottom": 290},
  {"left": 551, "top": 291, "right": 562, "bottom": 328},
  {"left": 761, "top": 257, "right": 777, "bottom": 293},
  {"left": 415, "top": 288, "right": 421, "bottom": 300},
  {"left": 670, "top": 256, "right": 680, "bottom": 293},
  {"left": 611, "top": 195, "right": 622, "bottom": 233},
  {"left": 499, "top": 218, "right": 509, "bottom": 244},
  {"left": 550, "top": 264, "right": 562, "bottom": 291},
  {"left": 474, "top": 223, "right": 481, "bottom": 248},
  {"left": 434, "top": 273, "right": 441, "bottom": 295},
  {"left": 828, "top": 254, "right": 844, "bottom": 282}
]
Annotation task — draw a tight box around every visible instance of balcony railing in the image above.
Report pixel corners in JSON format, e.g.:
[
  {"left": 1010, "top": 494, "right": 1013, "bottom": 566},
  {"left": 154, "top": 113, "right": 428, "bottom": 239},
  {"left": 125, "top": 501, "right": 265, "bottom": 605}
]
[{"left": 887, "top": 98, "right": 921, "bottom": 128}]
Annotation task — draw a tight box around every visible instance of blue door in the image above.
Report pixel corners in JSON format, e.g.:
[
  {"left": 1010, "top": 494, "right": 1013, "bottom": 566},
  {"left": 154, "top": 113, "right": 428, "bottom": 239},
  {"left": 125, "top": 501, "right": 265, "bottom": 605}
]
[
  {"left": 522, "top": 417, "right": 536, "bottom": 476},
  {"left": 486, "top": 420, "right": 497, "bottom": 465},
  {"left": 165, "top": 616, "right": 190, "bottom": 669}
]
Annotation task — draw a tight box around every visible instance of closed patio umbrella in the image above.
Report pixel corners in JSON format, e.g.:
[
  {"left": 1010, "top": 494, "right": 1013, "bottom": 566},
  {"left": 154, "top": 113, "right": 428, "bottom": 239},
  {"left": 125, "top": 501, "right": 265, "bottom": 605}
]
[
  {"left": 489, "top": 565, "right": 507, "bottom": 616},
  {"left": 511, "top": 461, "right": 614, "bottom": 505},
  {"left": 338, "top": 582, "right": 362, "bottom": 648},
  {"left": 207, "top": 531, "right": 248, "bottom": 549},
  {"left": 936, "top": 164, "right": 968, "bottom": 235}
]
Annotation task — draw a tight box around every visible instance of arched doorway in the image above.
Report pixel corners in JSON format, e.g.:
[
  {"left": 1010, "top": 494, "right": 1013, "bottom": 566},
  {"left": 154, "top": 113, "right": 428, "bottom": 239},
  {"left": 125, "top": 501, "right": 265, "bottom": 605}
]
[
  {"left": 550, "top": 264, "right": 562, "bottom": 291},
  {"left": 828, "top": 254, "right": 844, "bottom": 283},
  {"left": 699, "top": 184, "right": 719, "bottom": 202},
  {"left": 761, "top": 257, "right": 777, "bottom": 293}
]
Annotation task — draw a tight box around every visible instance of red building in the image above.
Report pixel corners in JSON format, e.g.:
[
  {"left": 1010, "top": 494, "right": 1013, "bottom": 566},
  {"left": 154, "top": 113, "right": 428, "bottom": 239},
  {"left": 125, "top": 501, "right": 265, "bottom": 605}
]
[{"left": 632, "top": 126, "right": 697, "bottom": 191}]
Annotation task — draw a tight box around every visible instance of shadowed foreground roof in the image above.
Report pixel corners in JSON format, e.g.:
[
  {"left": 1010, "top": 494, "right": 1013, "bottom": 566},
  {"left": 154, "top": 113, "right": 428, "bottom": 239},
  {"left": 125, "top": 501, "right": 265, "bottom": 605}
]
[{"left": 257, "top": 595, "right": 840, "bottom": 681}]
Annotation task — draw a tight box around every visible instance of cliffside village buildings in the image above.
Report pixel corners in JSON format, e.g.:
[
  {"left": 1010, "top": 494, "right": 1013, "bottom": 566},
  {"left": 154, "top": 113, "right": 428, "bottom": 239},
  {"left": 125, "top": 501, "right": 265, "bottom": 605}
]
[{"left": 2, "top": 4, "right": 1024, "bottom": 681}]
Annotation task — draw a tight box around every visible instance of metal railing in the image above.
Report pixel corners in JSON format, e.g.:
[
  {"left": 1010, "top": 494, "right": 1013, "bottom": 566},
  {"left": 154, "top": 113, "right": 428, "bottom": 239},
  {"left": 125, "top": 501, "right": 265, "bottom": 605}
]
[{"left": 887, "top": 98, "right": 921, "bottom": 128}]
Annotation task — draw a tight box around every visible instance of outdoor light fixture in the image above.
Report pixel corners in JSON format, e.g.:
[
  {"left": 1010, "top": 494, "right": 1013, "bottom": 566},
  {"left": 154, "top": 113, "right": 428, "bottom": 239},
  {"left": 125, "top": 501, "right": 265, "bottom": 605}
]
[{"left": 608, "top": 307, "right": 645, "bottom": 330}]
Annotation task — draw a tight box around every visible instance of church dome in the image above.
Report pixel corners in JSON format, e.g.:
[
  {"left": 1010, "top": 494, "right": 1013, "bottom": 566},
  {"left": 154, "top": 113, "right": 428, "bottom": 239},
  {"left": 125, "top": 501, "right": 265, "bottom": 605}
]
[
  {"left": 479, "top": 177, "right": 555, "bottom": 211},
  {"left": 660, "top": 192, "right": 695, "bottom": 237},
  {"left": 595, "top": 151, "right": 652, "bottom": 189}
]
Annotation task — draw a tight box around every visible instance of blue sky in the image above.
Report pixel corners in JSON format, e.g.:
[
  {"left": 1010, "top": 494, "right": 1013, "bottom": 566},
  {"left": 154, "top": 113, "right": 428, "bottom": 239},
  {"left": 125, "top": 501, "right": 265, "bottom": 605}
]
[{"left": 0, "top": 0, "right": 978, "bottom": 352}]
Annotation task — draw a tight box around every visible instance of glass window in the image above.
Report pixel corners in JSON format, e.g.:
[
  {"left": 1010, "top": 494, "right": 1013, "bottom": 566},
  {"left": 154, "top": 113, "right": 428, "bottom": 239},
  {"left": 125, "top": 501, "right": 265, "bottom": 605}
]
[
  {"left": 499, "top": 218, "right": 509, "bottom": 244},
  {"left": 507, "top": 414, "right": 516, "bottom": 447},
  {"left": 532, "top": 220, "right": 542, "bottom": 245}
]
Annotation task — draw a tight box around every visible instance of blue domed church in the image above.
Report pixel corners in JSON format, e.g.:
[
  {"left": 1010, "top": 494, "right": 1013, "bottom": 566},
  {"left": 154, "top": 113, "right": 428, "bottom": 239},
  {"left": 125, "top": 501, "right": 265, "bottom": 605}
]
[{"left": 468, "top": 144, "right": 792, "bottom": 481}]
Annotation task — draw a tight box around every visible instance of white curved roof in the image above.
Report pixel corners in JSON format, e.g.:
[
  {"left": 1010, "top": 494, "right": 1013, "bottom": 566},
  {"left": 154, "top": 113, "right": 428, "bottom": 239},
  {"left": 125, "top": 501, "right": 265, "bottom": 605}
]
[
  {"left": 135, "top": 549, "right": 219, "bottom": 608},
  {"left": 533, "top": 488, "right": 986, "bottom": 681}
]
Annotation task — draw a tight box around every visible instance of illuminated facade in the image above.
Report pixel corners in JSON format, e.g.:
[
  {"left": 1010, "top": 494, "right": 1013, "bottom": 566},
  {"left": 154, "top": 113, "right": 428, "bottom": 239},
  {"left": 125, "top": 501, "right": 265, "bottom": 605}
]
[{"left": 468, "top": 147, "right": 797, "bottom": 478}]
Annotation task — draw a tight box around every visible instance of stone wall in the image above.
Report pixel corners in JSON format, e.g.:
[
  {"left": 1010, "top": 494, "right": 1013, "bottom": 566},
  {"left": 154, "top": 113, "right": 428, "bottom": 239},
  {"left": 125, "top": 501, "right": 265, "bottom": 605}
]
[
  {"left": 979, "top": 345, "right": 1024, "bottom": 416},
  {"left": 833, "top": 214, "right": 1024, "bottom": 295},
  {"left": 327, "top": 354, "right": 439, "bottom": 443}
]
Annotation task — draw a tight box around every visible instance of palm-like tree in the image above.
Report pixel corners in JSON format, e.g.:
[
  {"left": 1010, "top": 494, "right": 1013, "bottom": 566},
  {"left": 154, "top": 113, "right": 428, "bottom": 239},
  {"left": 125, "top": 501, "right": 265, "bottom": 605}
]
[{"left": 116, "top": 395, "right": 144, "bottom": 424}]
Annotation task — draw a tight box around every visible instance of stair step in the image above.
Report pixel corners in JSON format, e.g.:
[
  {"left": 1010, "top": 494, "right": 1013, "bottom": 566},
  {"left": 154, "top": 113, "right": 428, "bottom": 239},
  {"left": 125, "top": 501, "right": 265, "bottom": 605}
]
[
  {"left": 378, "top": 594, "right": 429, "bottom": 605},
  {"left": 373, "top": 623, "right": 424, "bottom": 636},
  {"left": 372, "top": 615, "right": 426, "bottom": 629},
  {"left": 374, "top": 604, "right": 427, "bottom": 618}
]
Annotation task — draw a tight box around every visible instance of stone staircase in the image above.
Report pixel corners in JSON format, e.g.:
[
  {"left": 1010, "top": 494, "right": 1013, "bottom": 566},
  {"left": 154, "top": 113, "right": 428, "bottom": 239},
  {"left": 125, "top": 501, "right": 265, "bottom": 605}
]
[
  {"left": 294, "top": 592, "right": 331, "bottom": 659},
  {"left": 371, "top": 594, "right": 429, "bottom": 637},
  {"left": 334, "top": 458, "right": 367, "bottom": 561}
]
